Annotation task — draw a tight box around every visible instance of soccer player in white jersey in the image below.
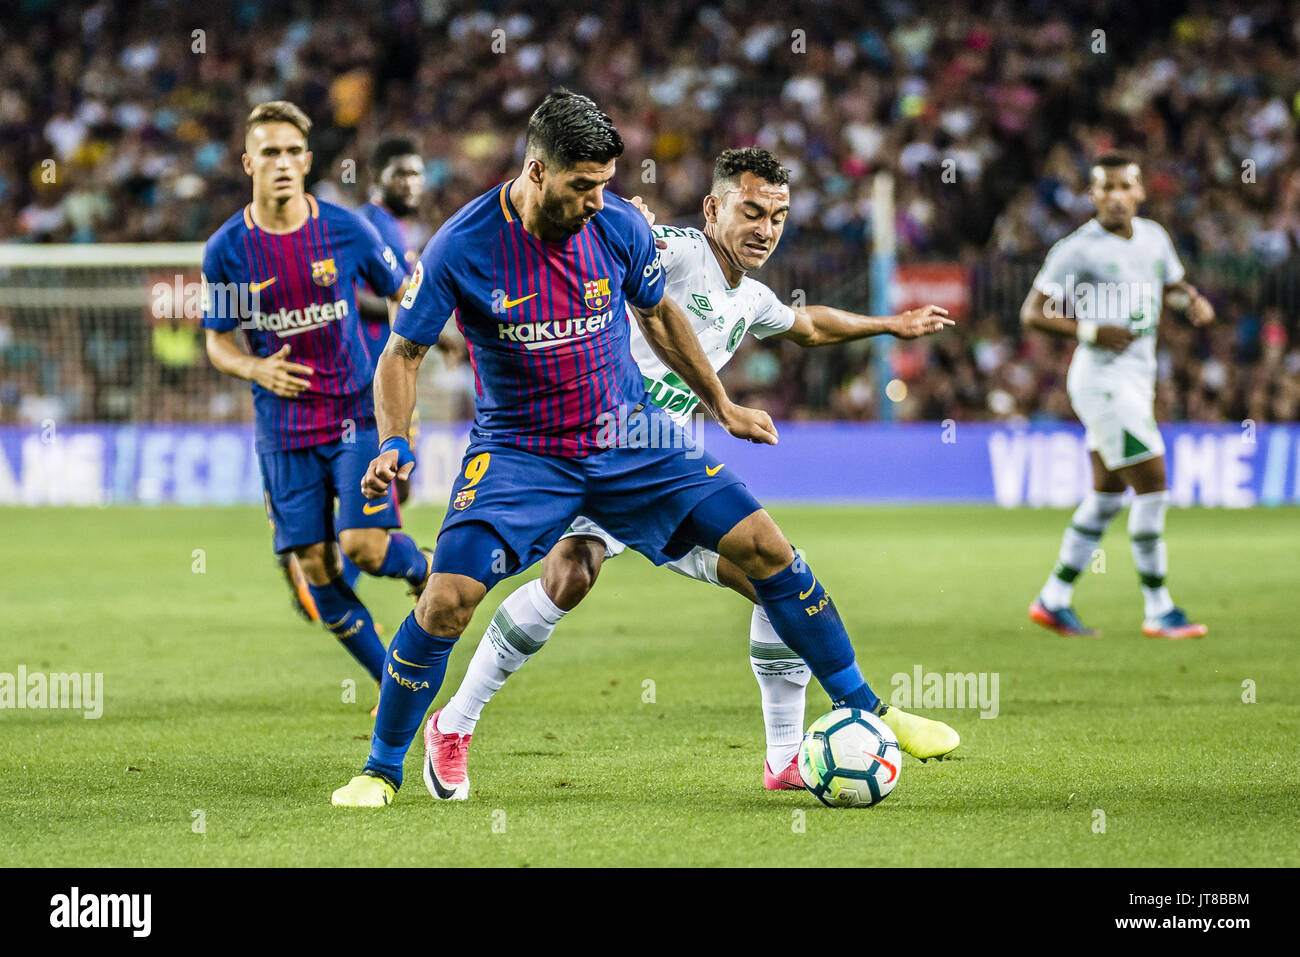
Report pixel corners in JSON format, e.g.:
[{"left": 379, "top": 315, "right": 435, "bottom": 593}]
[
  {"left": 425, "top": 147, "right": 953, "bottom": 796},
  {"left": 1021, "top": 153, "right": 1214, "bottom": 640}
]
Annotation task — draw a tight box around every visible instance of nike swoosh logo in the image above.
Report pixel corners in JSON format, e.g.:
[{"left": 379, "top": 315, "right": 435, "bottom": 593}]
[
  {"left": 392, "top": 652, "right": 430, "bottom": 668},
  {"left": 502, "top": 292, "right": 538, "bottom": 309},
  {"left": 362, "top": 501, "right": 389, "bottom": 515},
  {"left": 705, "top": 463, "right": 724, "bottom": 476},
  {"left": 425, "top": 754, "right": 458, "bottom": 798},
  {"left": 864, "top": 749, "right": 899, "bottom": 784},
  {"left": 249, "top": 278, "right": 277, "bottom": 292},
  {"left": 798, "top": 580, "right": 819, "bottom": 600}
]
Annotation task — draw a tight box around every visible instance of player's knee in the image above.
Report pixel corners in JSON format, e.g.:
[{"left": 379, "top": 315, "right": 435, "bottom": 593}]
[
  {"left": 292, "top": 543, "right": 332, "bottom": 586},
  {"left": 541, "top": 541, "right": 603, "bottom": 610},
  {"left": 339, "top": 528, "right": 388, "bottom": 573},
  {"left": 415, "top": 574, "right": 485, "bottom": 637},
  {"left": 717, "top": 513, "right": 795, "bottom": 580}
]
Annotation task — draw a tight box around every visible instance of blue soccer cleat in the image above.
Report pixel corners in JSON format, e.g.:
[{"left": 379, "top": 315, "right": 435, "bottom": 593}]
[
  {"left": 1029, "top": 599, "right": 1099, "bottom": 637},
  {"left": 1142, "top": 607, "right": 1207, "bottom": 640}
]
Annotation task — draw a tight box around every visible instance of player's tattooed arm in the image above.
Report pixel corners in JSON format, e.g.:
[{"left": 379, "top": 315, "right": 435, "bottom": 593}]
[
  {"left": 375, "top": 333, "right": 428, "bottom": 440},
  {"left": 1163, "top": 280, "right": 1214, "bottom": 325},
  {"left": 633, "top": 295, "right": 778, "bottom": 445},
  {"left": 1019, "top": 288, "right": 1132, "bottom": 353},
  {"left": 364, "top": 333, "right": 428, "bottom": 498},
  {"left": 778, "top": 304, "right": 952, "bottom": 346},
  {"left": 203, "top": 329, "right": 313, "bottom": 397}
]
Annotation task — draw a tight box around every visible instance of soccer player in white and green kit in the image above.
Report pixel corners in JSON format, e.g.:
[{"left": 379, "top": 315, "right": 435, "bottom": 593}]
[
  {"left": 424, "top": 147, "right": 954, "bottom": 796},
  {"left": 1021, "top": 153, "right": 1214, "bottom": 640}
]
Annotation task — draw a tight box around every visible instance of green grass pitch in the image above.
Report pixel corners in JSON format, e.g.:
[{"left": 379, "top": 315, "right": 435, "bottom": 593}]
[{"left": 2, "top": 505, "right": 1297, "bottom": 867}]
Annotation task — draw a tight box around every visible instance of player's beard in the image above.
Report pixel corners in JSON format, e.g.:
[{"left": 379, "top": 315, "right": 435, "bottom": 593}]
[
  {"left": 538, "top": 188, "right": 587, "bottom": 236},
  {"left": 384, "top": 193, "right": 418, "bottom": 217}
]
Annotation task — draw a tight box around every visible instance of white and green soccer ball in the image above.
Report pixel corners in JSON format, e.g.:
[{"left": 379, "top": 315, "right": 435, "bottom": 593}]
[{"left": 798, "top": 708, "right": 901, "bottom": 807}]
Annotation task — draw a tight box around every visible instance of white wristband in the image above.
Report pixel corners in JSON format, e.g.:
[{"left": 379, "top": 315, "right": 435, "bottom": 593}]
[{"left": 1076, "top": 320, "right": 1098, "bottom": 344}]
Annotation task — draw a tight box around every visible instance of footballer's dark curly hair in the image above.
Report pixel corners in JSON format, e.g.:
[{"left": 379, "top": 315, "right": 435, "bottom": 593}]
[
  {"left": 370, "top": 136, "right": 420, "bottom": 174},
  {"left": 525, "top": 89, "right": 624, "bottom": 169},
  {"left": 711, "top": 147, "right": 791, "bottom": 194},
  {"left": 1093, "top": 152, "right": 1141, "bottom": 172}
]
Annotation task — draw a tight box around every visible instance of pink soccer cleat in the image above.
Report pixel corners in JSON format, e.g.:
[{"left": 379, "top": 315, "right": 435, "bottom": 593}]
[
  {"left": 422, "top": 708, "right": 472, "bottom": 800},
  {"left": 764, "top": 756, "right": 805, "bottom": 791}
]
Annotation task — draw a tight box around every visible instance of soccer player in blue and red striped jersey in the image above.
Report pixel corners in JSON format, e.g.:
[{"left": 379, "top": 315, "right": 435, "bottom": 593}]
[
  {"left": 202, "top": 101, "right": 434, "bottom": 697},
  {"left": 355, "top": 136, "right": 424, "bottom": 380},
  {"left": 331, "top": 91, "right": 959, "bottom": 807}
]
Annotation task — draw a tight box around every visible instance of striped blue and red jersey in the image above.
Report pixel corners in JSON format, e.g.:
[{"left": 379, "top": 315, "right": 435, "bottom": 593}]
[
  {"left": 395, "top": 180, "right": 665, "bottom": 456},
  {"left": 356, "top": 199, "right": 415, "bottom": 375},
  {"left": 201, "top": 195, "right": 405, "bottom": 453}
]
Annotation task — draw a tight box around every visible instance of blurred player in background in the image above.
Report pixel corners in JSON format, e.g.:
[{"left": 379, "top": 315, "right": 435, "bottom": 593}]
[
  {"left": 429, "top": 147, "right": 953, "bottom": 795},
  {"left": 201, "top": 101, "right": 435, "bottom": 702},
  {"left": 1021, "top": 154, "right": 1214, "bottom": 640},
  {"left": 356, "top": 136, "right": 425, "bottom": 370},
  {"left": 331, "top": 91, "right": 959, "bottom": 808},
  {"left": 323, "top": 136, "right": 427, "bottom": 593}
]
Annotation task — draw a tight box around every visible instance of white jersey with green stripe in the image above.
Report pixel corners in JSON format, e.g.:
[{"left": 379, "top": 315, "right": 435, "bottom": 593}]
[
  {"left": 626, "top": 225, "right": 796, "bottom": 424},
  {"left": 1031, "top": 216, "right": 1185, "bottom": 395}
]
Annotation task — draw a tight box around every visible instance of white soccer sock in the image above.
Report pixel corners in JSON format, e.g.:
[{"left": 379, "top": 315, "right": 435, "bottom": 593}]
[
  {"left": 1129, "top": 490, "right": 1175, "bottom": 620},
  {"left": 748, "top": 605, "right": 811, "bottom": 770},
  {"left": 437, "top": 578, "right": 566, "bottom": 736},
  {"left": 1039, "top": 491, "right": 1124, "bottom": 609}
]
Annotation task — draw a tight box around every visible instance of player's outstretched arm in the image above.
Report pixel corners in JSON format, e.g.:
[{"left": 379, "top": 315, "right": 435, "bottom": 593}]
[
  {"left": 633, "top": 295, "right": 778, "bottom": 445},
  {"left": 364, "top": 333, "right": 428, "bottom": 498},
  {"left": 777, "top": 303, "right": 952, "bottom": 346},
  {"left": 203, "top": 329, "right": 313, "bottom": 397},
  {"left": 1019, "top": 288, "right": 1133, "bottom": 354}
]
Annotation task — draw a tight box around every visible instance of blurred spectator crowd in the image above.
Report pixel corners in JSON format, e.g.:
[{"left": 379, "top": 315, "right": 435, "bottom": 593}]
[{"left": 1, "top": 0, "right": 1298, "bottom": 426}]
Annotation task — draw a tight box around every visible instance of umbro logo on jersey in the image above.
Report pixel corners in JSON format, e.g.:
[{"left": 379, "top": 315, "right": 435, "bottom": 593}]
[
  {"left": 497, "top": 309, "right": 614, "bottom": 351},
  {"left": 686, "top": 294, "right": 713, "bottom": 324}
]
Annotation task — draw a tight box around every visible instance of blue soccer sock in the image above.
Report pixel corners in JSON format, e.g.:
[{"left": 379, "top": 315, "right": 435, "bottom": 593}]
[
  {"left": 375, "top": 532, "right": 428, "bottom": 587},
  {"left": 307, "top": 579, "right": 386, "bottom": 682},
  {"left": 748, "top": 559, "right": 880, "bottom": 713},
  {"left": 339, "top": 553, "right": 362, "bottom": 591},
  {"left": 365, "top": 613, "right": 457, "bottom": 787}
]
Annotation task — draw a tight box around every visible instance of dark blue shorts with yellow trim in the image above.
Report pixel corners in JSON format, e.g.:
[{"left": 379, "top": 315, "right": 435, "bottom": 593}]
[
  {"left": 260, "top": 429, "right": 400, "bottom": 552},
  {"left": 435, "top": 407, "right": 750, "bottom": 579}
]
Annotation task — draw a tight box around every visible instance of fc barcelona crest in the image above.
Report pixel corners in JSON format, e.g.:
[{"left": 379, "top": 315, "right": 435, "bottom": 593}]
[
  {"left": 583, "top": 277, "right": 611, "bottom": 311},
  {"left": 311, "top": 258, "right": 338, "bottom": 286},
  {"left": 452, "top": 488, "right": 477, "bottom": 511}
]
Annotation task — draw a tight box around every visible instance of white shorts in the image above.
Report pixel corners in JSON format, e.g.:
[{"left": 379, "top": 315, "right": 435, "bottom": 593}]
[
  {"left": 1068, "top": 377, "right": 1165, "bottom": 471},
  {"left": 562, "top": 515, "right": 722, "bottom": 587}
]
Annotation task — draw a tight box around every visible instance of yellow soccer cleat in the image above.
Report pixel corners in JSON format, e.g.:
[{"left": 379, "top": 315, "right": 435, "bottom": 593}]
[
  {"left": 879, "top": 706, "right": 960, "bottom": 761},
  {"left": 331, "top": 773, "right": 396, "bottom": 807}
]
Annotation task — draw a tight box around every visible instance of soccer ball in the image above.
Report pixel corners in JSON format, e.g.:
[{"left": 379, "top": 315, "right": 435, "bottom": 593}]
[{"left": 798, "top": 708, "right": 902, "bottom": 807}]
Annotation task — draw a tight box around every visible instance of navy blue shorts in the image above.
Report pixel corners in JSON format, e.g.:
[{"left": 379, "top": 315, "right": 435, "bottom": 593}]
[
  {"left": 260, "top": 429, "right": 400, "bottom": 552},
  {"left": 433, "top": 405, "right": 758, "bottom": 582}
]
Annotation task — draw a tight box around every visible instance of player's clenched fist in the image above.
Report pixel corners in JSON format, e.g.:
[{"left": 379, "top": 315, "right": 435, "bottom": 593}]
[
  {"left": 254, "top": 344, "right": 313, "bottom": 397},
  {"left": 891, "top": 304, "right": 954, "bottom": 339},
  {"left": 362, "top": 438, "right": 417, "bottom": 499},
  {"left": 717, "top": 401, "right": 779, "bottom": 445},
  {"left": 1189, "top": 293, "right": 1214, "bottom": 326}
]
